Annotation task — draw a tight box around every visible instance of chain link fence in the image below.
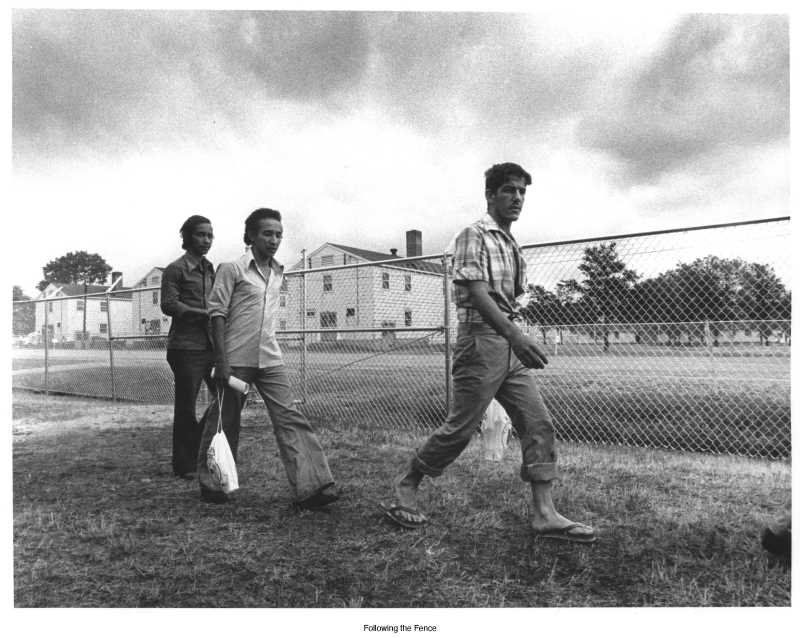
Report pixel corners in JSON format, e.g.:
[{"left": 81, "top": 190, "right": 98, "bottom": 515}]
[{"left": 12, "top": 217, "right": 790, "bottom": 459}]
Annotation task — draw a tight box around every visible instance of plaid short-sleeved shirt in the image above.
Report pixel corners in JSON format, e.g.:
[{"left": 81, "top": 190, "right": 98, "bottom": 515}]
[{"left": 449, "top": 214, "right": 527, "bottom": 323}]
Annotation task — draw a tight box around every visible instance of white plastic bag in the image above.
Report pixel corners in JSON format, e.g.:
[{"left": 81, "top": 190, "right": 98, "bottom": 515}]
[
  {"left": 206, "top": 388, "right": 239, "bottom": 494},
  {"left": 479, "top": 399, "right": 512, "bottom": 461}
]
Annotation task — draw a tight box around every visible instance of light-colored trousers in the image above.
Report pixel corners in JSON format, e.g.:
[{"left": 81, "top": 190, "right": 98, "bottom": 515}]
[
  {"left": 413, "top": 323, "right": 558, "bottom": 482},
  {"left": 197, "top": 364, "right": 335, "bottom": 501}
]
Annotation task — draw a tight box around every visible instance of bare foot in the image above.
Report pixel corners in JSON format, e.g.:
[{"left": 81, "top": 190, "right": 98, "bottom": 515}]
[
  {"left": 390, "top": 471, "right": 427, "bottom": 526},
  {"left": 530, "top": 511, "right": 595, "bottom": 540}
]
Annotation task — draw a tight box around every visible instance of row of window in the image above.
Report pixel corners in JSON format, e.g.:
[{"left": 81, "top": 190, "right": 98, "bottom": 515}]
[
  {"left": 48, "top": 300, "right": 109, "bottom": 312},
  {"left": 315, "top": 273, "right": 412, "bottom": 293},
  {"left": 298, "top": 308, "right": 414, "bottom": 326}
]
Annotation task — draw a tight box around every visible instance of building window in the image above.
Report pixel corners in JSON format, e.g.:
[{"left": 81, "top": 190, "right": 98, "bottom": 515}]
[
  {"left": 280, "top": 278, "right": 288, "bottom": 292},
  {"left": 279, "top": 319, "right": 287, "bottom": 330},
  {"left": 163, "top": 318, "right": 169, "bottom": 325},
  {"left": 405, "top": 310, "right": 413, "bottom": 327},
  {"left": 100, "top": 301, "right": 108, "bottom": 312},
  {"left": 99, "top": 323, "right": 108, "bottom": 334},
  {"left": 382, "top": 272, "right": 390, "bottom": 289},
  {"left": 404, "top": 275, "right": 412, "bottom": 291},
  {"left": 48, "top": 301, "right": 54, "bottom": 312},
  {"left": 280, "top": 295, "right": 286, "bottom": 307},
  {"left": 152, "top": 291, "right": 159, "bottom": 305},
  {"left": 346, "top": 308, "right": 356, "bottom": 317},
  {"left": 306, "top": 309, "right": 316, "bottom": 318},
  {"left": 323, "top": 274, "right": 333, "bottom": 292},
  {"left": 744, "top": 329, "right": 752, "bottom": 337},
  {"left": 150, "top": 276, "right": 160, "bottom": 285},
  {"left": 76, "top": 299, "right": 85, "bottom": 311},
  {"left": 321, "top": 255, "right": 334, "bottom": 266}
]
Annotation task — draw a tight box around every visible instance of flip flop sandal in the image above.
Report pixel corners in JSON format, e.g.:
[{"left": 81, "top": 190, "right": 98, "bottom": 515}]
[
  {"left": 534, "top": 522, "right": 597, "bottom": 544},
  {"left": 379, "top": 501, "right": 429, "bottom": 529}
]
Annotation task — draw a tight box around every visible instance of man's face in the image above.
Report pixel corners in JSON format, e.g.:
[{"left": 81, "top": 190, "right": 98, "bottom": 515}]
[
  {"left": 487, "top": 175, "right": 527, "bottom": 225},
  {"left": 249, "top": 218, "right": 283, "bottom": 261},
  {"left": 188, "top": 222, "right": 214, "bottom": 257}
]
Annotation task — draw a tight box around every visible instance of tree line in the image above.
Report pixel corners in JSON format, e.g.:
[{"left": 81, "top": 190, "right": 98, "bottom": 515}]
[{"left": 522, "top": 242, "right": 791, "bottom": 347}]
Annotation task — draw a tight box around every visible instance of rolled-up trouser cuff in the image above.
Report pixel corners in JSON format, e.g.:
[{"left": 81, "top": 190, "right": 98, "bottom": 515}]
[
  {"left": 520, "top": 462, "right": 558, "bottom": 483},
  {"left": 411, "top": 453, "right": 444, "bottom": 478}
]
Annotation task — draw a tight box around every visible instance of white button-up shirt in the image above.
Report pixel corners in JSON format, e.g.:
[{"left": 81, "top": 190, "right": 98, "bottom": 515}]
[{"left": 207, "top": 251, "right": 284, "bottom": 368}]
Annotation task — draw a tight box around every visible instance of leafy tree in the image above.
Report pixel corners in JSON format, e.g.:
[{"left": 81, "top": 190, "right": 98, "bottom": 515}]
[
  {"left": 557, "top": 243, "right": 639, "bottom": 349},
  {"left": 12, "top": 285, "right": 35, "bottom": 335},
  {"left": 523, "top": 285, "right": 563, "bottom": 342},
  {"left": 38, "top": 251, "right": 112, "bottom": 291},
  {"left": 576, "top": 243, "right": 639, "bottom": 323},
  {"left": 630, "top": 256, "right": 791, "bottom": 345},
  {"left": 736, "top": 261, "right": 791, "bottom": 344}
]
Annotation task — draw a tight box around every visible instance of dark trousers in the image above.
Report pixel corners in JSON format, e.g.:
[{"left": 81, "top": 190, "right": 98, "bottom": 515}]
[{"left": 167, "top": 349, "right": 215, "bottom": 475}]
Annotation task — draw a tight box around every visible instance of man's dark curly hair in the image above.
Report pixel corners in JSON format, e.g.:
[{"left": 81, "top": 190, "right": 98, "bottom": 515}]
[{"left": 484, "top": 163, "right": 532, "bottom": 194}]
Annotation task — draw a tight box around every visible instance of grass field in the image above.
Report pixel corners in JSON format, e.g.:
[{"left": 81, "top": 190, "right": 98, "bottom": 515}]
[{"left": 12, "top": 390, "right": 790, "bottom": 608}]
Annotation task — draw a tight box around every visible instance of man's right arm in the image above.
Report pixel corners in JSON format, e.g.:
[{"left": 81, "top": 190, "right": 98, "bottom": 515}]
[
  {"left": 464, "top": 280, "right": 548, "bottom": 369},
  {"left": 207, "top": 263, "right": 236, "bottom": 386}
]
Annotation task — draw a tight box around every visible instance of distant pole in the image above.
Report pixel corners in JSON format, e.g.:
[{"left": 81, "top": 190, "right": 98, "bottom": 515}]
[
  {"left": 442, "top": 252, "right": 452, "bottom": 413},
  {"left": 43, "top": 297, "right": 50, "bottom": 397},
  {"left": 107, "top": 292, "right": 116, "bottom": 401},
  {"left": 82, "top": 281, "right": 88, "bottom": 349},
  {"left": 301, "top": 249, "right": 308, "bottom": 404}
]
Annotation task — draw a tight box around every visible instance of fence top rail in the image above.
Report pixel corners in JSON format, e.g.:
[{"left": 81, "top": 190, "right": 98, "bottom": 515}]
[
  {"left": 518, "top": 216, "right": 790, "bottom": 251},
  {"left": 15, "top": 287, "right": 158, "bottom": 304},
  {"left": 287, "top": 254, "right": 448, "bottom": 276}
]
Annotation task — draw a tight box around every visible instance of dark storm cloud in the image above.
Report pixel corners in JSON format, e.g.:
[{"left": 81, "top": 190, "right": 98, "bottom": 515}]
[
  {"left": 576, "top": 14, "right": 789, "bottom": 184},
  {"left": 13, "top": 10, "right": 605, "bottom": 164},
  {"left": 368, "top": 12, "right": 602, "bottom": 134}
]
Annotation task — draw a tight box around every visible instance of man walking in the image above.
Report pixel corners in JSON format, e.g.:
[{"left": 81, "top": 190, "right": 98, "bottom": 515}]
[
  {"left": 382, "top": 163, "right": 595, "bottom": 543},
  {"left": 197, "top": 208, "right": 339, "bottom": 509}
]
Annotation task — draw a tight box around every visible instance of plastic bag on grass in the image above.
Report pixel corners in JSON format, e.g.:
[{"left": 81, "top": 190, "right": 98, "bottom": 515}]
[
  {"left": 206, "top": 388, "right": 239, "bottom": 494},
  {"left": 479, "top": 399, "right": 512, "bottom": 461}
]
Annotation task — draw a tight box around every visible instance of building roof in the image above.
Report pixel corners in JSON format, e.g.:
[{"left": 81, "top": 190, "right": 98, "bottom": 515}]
[
  {"left": 41, "top": 282, "right": 133, "bottom": 300},
  {"left": 134, "top": 266, "right": 165, "bottom": 288},
  {"left": 308, "top": 243, "right": 444, "bottom": 275}
]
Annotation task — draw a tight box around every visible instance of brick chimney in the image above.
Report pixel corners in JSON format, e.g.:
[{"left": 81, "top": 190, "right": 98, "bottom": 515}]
[
  {"left": 389, "top": 248, "right": 398, "bottom": 257},
  {"left": 406, "top": 229, "right": 422, "bottom": 257}
]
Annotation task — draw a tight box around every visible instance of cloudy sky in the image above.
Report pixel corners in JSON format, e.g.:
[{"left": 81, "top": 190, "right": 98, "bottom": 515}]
[{"left": 10, "top": 7, "right": 790, "bottom": 296}]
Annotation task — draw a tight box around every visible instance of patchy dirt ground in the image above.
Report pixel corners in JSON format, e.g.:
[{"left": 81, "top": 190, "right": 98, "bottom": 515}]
[{"left": 12, "top": 391, "right": 173, "bottom": 437}]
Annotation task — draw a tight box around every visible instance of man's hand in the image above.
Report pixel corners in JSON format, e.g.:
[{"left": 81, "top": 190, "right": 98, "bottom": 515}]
[
  {"left": 508, "top": 332, "right": 549, "bottom": 369},
  {"left": 214, "top": 360, "right": 232, "bottom": 390}
]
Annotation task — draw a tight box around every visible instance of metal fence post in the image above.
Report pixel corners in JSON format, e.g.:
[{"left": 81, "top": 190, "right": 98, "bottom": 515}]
[
  {"left": 107, "top": 292, "right": 117, "bottom": 401},
  {"left": 43, "top": 298, "right": 49, "bottom": 397},
  {"left": 301, "top": 249, "right": 308, "bottom": 404},
  {"left": 442, "top": 252, "right": 452, "bottom": 413}
]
